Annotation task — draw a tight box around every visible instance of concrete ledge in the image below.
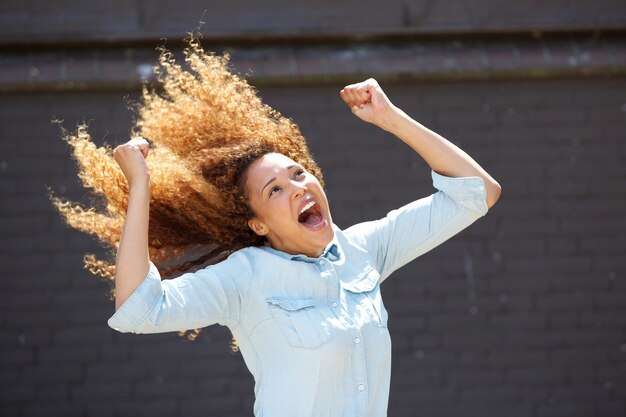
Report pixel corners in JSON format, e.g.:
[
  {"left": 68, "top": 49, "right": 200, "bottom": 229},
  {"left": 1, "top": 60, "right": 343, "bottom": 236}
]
[{"left": 1, "top": 34, "right": 624, "bottom": 92}]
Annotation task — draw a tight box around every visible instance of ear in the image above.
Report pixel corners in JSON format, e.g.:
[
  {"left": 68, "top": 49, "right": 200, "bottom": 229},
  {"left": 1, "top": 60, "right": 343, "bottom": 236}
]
[{"left": 247, "top": 218, "right": 269, "bottom": 236}]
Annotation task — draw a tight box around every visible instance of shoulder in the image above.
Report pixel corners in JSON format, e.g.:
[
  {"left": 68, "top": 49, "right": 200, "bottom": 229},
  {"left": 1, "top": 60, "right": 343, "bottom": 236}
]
[
  {"left": 196, "top": 247, "right": 259, "bottom": 283},
  {"left": 334, "top": 223, "right": 371, "bottom": 254}
]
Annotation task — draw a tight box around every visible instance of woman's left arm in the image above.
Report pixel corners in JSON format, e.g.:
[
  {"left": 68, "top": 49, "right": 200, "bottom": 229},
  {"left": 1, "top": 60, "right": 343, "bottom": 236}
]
[{"left": 340, "top": 78, "right": 502, "bottom": 209}]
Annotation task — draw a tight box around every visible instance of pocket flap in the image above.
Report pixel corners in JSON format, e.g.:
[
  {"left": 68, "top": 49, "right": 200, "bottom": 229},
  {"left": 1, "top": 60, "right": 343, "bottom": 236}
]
[
  {"left": 266, "top": 296, "right": 316, "bottom": 311},
  {"left": 342, "top": 267, "right": 380, "bottom": 293}
]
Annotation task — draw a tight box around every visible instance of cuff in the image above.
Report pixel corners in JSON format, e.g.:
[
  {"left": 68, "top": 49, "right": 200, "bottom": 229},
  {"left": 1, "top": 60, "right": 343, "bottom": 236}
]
[
  {"left": 107, "top": 261, "right": 163, "bottom": 333},
  {"left": 431, "top": 169, "right": 489, "bottom": 215}
]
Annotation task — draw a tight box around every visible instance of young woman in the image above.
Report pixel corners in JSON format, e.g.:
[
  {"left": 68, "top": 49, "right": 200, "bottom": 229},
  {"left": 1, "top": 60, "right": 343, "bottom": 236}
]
[{"left": 53, "top": 40, "right": 500, "bottom": 417}]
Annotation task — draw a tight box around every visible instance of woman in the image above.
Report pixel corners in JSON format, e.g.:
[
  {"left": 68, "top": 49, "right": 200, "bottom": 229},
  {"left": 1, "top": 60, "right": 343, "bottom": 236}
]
[{"left": 54, "top": 41, "right": 501, "bottom": 417}]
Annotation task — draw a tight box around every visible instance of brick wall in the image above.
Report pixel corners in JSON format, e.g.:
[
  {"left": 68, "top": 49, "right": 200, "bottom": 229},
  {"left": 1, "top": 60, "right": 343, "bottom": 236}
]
[{"left": 1, "top": 75, "right": 625, "bottom": 416}]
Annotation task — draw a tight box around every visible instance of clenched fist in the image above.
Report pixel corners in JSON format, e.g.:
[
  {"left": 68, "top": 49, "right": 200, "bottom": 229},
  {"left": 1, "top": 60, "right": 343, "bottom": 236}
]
[
  {"left": 113, "top": 137, "right": 151, "bottom": 186},
  {"left": 339, "top": 78, "right": 396, "bottom": 127}
]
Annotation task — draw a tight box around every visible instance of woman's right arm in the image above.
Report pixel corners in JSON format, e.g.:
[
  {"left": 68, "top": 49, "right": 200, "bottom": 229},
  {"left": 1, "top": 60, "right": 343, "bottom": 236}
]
[
  {"left": 112, "top": 137, "right": 151, "bottom": 311},
  {"left": 108, "top": 137, "right": 253, "bottom": 334}
]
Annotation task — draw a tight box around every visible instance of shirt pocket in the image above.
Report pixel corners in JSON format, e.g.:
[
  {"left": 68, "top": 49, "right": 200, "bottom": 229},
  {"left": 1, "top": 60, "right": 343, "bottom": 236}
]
[
  {"left": 265, "top": 296, "right": 332, "bottom": 349},
  {"left": 343, "top": 267, "right": 388, "bottom": 328}
]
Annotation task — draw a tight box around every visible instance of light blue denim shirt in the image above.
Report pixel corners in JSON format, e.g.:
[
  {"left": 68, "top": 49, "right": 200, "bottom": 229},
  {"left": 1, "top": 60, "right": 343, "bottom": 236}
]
[{"left": 108, "top": 170, "right": 489, "bottom": 417}]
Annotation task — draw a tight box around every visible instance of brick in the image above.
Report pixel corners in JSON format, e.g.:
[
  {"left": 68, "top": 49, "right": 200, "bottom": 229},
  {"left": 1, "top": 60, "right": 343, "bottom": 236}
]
[
  {"left": 391, "top": 385, "right": 457, "bottom": 405},
  {"left": 53, "top": 325, "right": 112, "bottom": 345},
  {"left": 0, "top": 384, "right": 37, "bottom": 402},
  {"left": 459, "top": 385, "right": 524, "bottom": 403},
  {"left": 567, "top": 366, "right": 595, "bottom": 383},
  {"left": 0, "top": 346, "right": 35, "bottom": 365},
  {"left": 548, "top": 311, "right": 579, "bottom": 328},
  {"left": 536, "top": 292, "right": 594, "bottom": 311},
  {"left": 490, "top": 312, "right": 547, "bottom": 329},
  {"left": 580, "top": 235, "right": 626, "bottom": 254},
  {"left": 580, "top": 311, "right": 626, "bottom": 327},
  {"left": 491, "top": 348, "right": 548, "bottom": 366},
  {"left": 36, "top": 383, "right": 69, "bottom": 401},
  {"left": 196, "top": 376, "right": 232, "bottom": 395},
  {"left": 409, "top": 333, "right": 441, "bottom": 350},
  {"left": 505, "top": 257, "right": 592, "bottom": 273},
  {"left": 442, "top": 329, "right": 500, "bottom": 349},
  {"left": 179, "top": 397, "right": 243, "bottom": 415},
  {"left": 180, "top": 357, "right": 244, "bottom": 377},
  {"left": 0, "top": 367, "right": 19, "bottom": 387},
  {"left": 115, "top": 398, "right": 177, "bottom": 416},
  {"left": 595, "top": 401, "right": 626, "bottom": 417},
  {"left": 98, "top": 342, "right": 130, "bottom": 361},
  {"left": 21, "top": 364, "right": 82, "bottom": 383},
  {"left": 507, "top": 367, "right": 565, "bottom": 384},
  {"left": 38, "top": 345, "right": 98, "bottom": 363},
  {"left": 446, "top": 368, "right": 504, "bottom": 385},
  {"left": 84, "top": 361, "right": 177, "bottom": 382},
  {"left": 134, "top": 377, "right": 194, "bottom": 398},
  {"left": 72, "top": 381, "right": 131, "bottom": 400},
  {"left": 593, "top": 291, "right": 626, "bottom": 309},
  {"left": 536, "top": 402, "right": 594, "bottom": 417},
  {"left": 388, "top": 316, "right": 427, "bottom": 332},
  {"left": 83, "top": 401, "right": 118, "bottom": 416},
  {"left": 553, "top": 383, "right": 612, "bottom": 401}
]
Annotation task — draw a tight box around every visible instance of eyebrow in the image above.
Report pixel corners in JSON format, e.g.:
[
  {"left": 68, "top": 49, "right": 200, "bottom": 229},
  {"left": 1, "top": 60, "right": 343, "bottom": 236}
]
[{"left": 260, "top": 164, "right": 297, "bottom": 195}]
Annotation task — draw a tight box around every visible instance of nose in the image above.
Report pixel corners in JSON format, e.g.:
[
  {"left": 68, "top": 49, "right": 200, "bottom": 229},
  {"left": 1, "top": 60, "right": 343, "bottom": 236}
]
[{"left": 290, "top": 180, "right": 308, "bottom": 199}]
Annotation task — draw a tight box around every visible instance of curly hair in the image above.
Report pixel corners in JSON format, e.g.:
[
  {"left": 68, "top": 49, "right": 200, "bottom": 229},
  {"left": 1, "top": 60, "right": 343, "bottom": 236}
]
[{"left": 48, "top": 38, "right": 324, "bottom": 347}]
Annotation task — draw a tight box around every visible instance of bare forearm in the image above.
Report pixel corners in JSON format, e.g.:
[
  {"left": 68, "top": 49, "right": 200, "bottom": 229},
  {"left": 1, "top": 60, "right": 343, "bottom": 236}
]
[
  {"left": 377, "top": 106, "right": 501, "bottom": 208},
  {"left": 114, "top": 177, "right": 151, "bottom": 310}
]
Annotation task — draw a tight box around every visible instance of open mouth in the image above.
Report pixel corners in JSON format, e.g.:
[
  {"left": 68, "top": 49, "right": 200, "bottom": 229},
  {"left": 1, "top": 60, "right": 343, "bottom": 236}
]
[{"left": 297, "top": 201, "right": 326, "bottom": 229}]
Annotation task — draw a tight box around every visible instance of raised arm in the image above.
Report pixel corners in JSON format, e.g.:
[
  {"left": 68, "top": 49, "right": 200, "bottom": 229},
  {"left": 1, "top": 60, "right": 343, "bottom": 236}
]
[
  {"left": 112, "top": 137, "right": 151, "bottom": 311},
  {"left": 339, "top": 78, "right": 502, "bottom": 208}
]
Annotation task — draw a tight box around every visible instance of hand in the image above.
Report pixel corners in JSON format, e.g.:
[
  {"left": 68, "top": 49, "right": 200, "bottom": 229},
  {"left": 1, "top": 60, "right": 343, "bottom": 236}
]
[
  {"left": 339, "top": 78, "right": 396, "bottom": 127},
  {"left": 113, "top": 137, "right": 151, "bottom": 186}
]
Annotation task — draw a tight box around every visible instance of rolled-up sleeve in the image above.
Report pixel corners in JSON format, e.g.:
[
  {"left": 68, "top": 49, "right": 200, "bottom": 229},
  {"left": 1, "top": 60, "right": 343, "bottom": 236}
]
[
  {"left": 107, "top": 250, "right": 253, "bottom": 334},
  {"left": 346, "top": 170, "right": 489, "bottom": 283}
]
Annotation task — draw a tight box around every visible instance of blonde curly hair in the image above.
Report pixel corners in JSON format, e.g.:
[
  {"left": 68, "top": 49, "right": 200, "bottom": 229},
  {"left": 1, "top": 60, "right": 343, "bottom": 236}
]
[{"left": 49, "top": 38, "right": 324, "bottom": 347}]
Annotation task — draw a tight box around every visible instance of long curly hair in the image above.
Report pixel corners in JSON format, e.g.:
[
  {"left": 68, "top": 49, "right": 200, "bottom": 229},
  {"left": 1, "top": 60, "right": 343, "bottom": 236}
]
[{"left": 49, "top": 38, "right": 324, "bottom": 347}]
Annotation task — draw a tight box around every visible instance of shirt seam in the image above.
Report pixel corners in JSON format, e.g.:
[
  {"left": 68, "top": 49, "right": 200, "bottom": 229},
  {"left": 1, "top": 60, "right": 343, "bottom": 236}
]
[
  {"left": 130, "top": 278, "right": 163, "bottom": 328},
  {"left": 237, "top": 250, "right": 256, "bottom": 327},
  {"left": 237, "top": 320, "right": 264, "bottom": 416}
]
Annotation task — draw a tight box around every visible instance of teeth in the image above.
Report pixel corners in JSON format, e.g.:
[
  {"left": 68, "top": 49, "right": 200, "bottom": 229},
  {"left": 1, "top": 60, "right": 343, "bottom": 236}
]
[{"left": 299, "top": 201, "right": 316, "bottom": 215}]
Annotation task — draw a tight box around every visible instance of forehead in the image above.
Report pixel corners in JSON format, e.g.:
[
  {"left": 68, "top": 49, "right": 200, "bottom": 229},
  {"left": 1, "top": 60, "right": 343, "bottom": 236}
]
[{"left": 245, "top": 152, "right": 298, "bottom": 185}]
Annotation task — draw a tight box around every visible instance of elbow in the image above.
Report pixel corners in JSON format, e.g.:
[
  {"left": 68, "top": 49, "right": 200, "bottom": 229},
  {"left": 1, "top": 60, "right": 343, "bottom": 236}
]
[
  {"left": 108, "top": 318, "right": 133, "bottom": 334},
  {"left": 486, "top": 181, "right": 502, "bottom": 209}
]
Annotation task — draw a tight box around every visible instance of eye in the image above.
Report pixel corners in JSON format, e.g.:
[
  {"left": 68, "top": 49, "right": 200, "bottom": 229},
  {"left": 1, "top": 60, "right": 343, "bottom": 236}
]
[
  {"left": 269, "top": 185, "right": 281, "bottom": 197},
  {"left": 294, "top": 169, "right": 305, "bottom": 178}
]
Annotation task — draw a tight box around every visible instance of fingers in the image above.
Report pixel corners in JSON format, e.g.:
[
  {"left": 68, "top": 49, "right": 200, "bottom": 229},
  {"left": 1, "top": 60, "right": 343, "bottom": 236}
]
[
  {"left": 121, "top": 136, "right": 150, "bottom": 159},
  {"left": 130, "top": 136, "right": 150, "bottom": 152},
  {"left": 113, "top": 137, "right": 151, "bottom": 184},
  {"left": 339, "top": 79, "right": 376, "bottom": 109}
]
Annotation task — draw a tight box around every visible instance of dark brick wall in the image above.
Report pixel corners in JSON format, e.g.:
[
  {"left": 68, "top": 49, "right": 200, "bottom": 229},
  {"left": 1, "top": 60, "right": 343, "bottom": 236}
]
[{"left": 1, "top": 76, "right": 625, "bottom": 416}]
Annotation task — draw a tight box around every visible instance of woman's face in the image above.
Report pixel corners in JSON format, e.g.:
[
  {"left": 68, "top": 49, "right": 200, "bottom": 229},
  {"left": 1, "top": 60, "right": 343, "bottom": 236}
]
[{"left": 243, "top": 153, "right": 334, "bottom": 258}]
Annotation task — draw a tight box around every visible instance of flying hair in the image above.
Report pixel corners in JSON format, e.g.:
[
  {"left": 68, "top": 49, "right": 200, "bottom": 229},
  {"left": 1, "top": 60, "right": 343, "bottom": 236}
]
[{"left": 48, "top": 36, "right": 324, "bottom": 346}]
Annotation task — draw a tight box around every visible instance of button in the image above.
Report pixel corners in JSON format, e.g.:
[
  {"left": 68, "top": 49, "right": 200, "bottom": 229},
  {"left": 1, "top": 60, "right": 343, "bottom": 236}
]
[
  {"left": 354, "top": 337, "right": 361, "bottom": 344},
  {"left": 358, "top": 384, "right": 364, "bottom": 391},
  {"left": 479, "top": 185, "right": 485, "bottom": 191},
  {"left": 331, "top": 302, "right": 338, "bottom": 308}
]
